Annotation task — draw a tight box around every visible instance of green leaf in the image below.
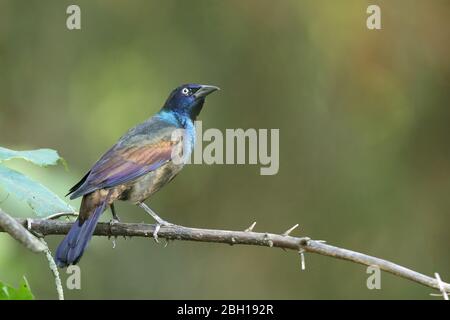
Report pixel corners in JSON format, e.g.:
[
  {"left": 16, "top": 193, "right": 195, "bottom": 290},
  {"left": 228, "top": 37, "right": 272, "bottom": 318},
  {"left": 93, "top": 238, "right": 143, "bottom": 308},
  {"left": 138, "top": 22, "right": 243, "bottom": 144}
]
[
  {"left": 0, "top": 277, "right": 34, "bottom": 300},
  {"left": 0, "top": 282, "right": 14, "bottom": 300},
  {"left": 0, "top": 165, "right": 75, "bottom": 217},
  {"left": 0, "top": 146, "right": 62, "bottom": 167}
]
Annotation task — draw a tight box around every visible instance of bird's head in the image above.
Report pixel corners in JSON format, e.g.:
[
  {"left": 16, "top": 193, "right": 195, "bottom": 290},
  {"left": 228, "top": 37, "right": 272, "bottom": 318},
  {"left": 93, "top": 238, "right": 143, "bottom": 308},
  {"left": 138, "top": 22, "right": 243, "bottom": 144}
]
[{"left": 162, "top": 84, "right": 220, "bottom": 120}]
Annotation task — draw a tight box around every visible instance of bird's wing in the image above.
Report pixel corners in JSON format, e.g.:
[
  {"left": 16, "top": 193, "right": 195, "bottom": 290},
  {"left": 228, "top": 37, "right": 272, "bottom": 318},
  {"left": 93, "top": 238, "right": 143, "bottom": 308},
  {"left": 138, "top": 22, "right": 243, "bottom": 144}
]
[{"left": 68, "top": 123, "right": 181, "bottom": 199}]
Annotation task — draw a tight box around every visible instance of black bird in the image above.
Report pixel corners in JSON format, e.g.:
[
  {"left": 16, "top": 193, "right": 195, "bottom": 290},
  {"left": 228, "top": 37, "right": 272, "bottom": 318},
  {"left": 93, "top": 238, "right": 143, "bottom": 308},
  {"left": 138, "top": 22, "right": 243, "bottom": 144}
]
[{"left": 55, "top": 84, "right": 220, "bottom": 267}]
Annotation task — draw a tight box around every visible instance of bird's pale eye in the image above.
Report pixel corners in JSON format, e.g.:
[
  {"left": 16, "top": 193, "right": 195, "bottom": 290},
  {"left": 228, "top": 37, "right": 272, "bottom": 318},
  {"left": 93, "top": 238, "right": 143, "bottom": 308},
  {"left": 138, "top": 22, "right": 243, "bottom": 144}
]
[{"left": 181, "top": 88, "right": 190, "bottom": 96}]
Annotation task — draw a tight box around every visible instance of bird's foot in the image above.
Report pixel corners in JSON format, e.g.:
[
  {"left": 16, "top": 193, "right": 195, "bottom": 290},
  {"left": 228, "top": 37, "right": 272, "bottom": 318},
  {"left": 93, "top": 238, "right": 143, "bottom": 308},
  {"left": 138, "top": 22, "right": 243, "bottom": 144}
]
[
  {"left": 152, "top": 220, "right": 176, "bottom": 243},
  {"left": 110, "top": 203, "right": 121, "bottom": 223},
  {"left": 137, "top": 202, "right": 176, "bottom": 242},
  {"left": 153, "top": 224, "right": 161, "bottom": 243},
  {"left": 155, "top": 217, "right": 174, "bottom": 227},
  {"left": 109, "top": 217, "right": 121, "bottom": 226}
]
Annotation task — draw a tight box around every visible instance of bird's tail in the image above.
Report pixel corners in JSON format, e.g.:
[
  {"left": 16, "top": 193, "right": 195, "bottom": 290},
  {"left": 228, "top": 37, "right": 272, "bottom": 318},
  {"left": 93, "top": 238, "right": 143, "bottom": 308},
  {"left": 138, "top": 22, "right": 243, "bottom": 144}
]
[{"left": 54, "top": 198, "right": 107, "bottom": 268}]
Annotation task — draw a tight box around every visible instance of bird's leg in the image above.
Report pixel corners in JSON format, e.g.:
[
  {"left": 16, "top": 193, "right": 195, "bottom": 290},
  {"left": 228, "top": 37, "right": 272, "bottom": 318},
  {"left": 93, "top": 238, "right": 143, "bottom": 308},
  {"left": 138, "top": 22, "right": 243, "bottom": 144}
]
[
  {"left": 109, "top": 203, "right": 120, "bottom": 224},
  {"left": 137, "top": 202, "right": 172, "bottom": 225},
  {"left": 137, "top": 202, "right": 174, "bottom": 243}
]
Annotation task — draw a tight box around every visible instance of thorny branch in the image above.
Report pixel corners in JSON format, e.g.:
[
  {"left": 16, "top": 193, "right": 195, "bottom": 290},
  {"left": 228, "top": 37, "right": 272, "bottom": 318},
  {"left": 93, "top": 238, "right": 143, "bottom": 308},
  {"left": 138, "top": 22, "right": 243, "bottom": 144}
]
[
  {"left": 0, "top": 209, "right": 46, "bottom": 253},
  {"left": 0, "top": 215, "right": 449, "bottom": 298},
  {"left": 0, "top": 209, "right": 64, "bottom": 300}
]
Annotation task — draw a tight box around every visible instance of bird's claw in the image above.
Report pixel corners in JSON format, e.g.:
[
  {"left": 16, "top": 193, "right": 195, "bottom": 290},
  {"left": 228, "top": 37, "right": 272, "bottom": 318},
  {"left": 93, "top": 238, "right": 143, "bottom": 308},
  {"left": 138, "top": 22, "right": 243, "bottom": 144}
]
[
  {"left": 152, "top": 221, "right": 175, "bottom": 243},
  {"left": 158, "top": 220, "right": 174, "bottom": 227},
  {"left": 153, "top": 223, "right": 161, "bottom": 243},
  {"left": 109, "top": 218, "right": 120, "bottom": 226}
]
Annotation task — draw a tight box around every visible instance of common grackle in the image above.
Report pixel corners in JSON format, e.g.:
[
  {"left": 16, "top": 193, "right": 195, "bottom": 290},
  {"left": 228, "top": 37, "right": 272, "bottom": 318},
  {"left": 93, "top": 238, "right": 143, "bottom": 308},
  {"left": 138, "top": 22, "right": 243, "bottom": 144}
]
[{"left": 55, "top": 84, "right": 219, "bottom": 267}]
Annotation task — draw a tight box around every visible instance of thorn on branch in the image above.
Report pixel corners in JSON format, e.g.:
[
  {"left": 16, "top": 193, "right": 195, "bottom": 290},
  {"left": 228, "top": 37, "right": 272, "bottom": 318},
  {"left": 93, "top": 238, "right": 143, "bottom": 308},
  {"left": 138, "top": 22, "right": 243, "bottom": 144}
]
[
  {"left": 299, "top": 249, "right": 306, "bottom": 270},
  {"left": 45, "top": 212, "right": 79, "bottom": 220},
  {"left": 283, "top": 224, "right": 299, "bottom": 236},
  {"left": 245, "top": 221, "right": 256, "bottom": 232},
  {"left": 434, "top": 273, "right": 449, "bottom": 300},
  {"left": 163, "top": 239, "right": 169, "bottom": 248}
]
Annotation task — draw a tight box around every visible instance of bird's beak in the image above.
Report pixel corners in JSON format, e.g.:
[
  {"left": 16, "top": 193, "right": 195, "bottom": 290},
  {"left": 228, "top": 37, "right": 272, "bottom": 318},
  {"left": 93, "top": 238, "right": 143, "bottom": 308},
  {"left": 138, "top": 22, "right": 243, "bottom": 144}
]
[{"left": 194, "top": 85, "right": 220, "bottom": 99}]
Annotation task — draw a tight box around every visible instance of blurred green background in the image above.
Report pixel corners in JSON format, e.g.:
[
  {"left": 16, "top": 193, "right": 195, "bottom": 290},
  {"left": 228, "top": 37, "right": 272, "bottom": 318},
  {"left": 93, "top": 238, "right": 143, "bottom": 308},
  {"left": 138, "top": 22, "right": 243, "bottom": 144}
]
[{"left": 0, "top": 0, "right": 449, "bottom": 299}]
